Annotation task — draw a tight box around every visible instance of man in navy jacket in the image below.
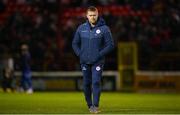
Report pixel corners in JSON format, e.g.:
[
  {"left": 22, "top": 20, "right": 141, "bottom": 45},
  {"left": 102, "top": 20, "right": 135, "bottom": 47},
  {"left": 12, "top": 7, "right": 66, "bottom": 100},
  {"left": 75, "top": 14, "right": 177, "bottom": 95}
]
[
  {"left": 72, "top": 6, "right": 114, "bottom": 113},
  {"left": 20, "top": 44, "right": 33, "bottom": 94}
]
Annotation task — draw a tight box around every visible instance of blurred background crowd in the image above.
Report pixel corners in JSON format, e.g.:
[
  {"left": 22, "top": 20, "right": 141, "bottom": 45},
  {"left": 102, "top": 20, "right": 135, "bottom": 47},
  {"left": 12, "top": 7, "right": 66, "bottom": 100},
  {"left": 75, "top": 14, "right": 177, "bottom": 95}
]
[{"left": 0, "top": 0, "right": 179, "bottom": 71}]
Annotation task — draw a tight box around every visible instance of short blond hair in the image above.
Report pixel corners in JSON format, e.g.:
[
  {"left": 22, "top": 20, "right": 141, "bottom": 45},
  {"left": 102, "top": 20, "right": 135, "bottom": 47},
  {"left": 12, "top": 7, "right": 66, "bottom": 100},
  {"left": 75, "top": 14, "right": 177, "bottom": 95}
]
[{"left": 86, "top": 6, "right": 98, "bottom": 13}]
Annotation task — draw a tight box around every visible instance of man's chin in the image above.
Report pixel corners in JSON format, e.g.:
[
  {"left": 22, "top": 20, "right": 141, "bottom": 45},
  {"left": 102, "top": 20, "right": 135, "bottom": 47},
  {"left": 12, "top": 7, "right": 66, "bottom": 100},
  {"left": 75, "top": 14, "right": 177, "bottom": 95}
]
[{"left": 91, "top": 21, "right": 97, "bottom": 25}]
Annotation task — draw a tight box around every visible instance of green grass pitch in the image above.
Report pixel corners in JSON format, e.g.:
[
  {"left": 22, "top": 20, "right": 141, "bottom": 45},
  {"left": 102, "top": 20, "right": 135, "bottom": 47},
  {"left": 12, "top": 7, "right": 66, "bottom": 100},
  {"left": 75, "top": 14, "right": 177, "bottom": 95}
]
[{"left": 0, "top": 92, "right": 180, "bottom": 114}]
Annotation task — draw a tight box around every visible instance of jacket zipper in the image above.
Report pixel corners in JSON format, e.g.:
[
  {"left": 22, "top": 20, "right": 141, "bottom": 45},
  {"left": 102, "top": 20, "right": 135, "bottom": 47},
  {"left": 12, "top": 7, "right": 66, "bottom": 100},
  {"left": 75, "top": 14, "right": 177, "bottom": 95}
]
[{"left": 87, "top": 30, "right": 92, "bottom": 63}]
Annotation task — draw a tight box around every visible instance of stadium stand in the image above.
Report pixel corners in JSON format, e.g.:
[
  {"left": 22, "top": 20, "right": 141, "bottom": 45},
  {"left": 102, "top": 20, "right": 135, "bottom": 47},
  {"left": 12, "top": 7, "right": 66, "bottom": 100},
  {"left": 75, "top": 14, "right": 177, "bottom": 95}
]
[{"left": 0, "top": 0, "right": 179, "bottom": 71}]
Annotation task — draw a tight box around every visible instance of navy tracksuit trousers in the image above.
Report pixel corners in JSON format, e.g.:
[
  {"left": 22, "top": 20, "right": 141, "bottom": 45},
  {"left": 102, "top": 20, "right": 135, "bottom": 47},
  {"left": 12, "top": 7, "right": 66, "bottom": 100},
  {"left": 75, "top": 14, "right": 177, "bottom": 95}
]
[
  {"left": 21, "top": 71, "right": 32, "bottom": 90},
  {"left": 81, "top": 62, "right": 104, "bottom": 108}
]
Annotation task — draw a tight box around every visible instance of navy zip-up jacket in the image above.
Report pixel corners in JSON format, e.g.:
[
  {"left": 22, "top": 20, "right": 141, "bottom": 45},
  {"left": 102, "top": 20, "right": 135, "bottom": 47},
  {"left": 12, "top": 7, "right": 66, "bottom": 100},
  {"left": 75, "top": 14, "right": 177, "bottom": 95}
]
[
  {"left": 21, "top": 52, "right": 31, "bottom": 73},
  {"left": 72, "top": 17, "right": 114, "bottom": 64}
]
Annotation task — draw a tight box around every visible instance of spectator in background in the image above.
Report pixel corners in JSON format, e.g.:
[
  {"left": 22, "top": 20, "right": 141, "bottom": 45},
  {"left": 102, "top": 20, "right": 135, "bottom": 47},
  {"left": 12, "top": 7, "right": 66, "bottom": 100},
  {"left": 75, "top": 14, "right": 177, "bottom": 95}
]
[
  {"left": 1, "top": 53, "right": 14, "bottom": 92},
  {"left": 19, "top": 44, "right": 33, "bottom": 94},
  {"left": 0, "top": 0, "right": 5, "bottom": 13}
]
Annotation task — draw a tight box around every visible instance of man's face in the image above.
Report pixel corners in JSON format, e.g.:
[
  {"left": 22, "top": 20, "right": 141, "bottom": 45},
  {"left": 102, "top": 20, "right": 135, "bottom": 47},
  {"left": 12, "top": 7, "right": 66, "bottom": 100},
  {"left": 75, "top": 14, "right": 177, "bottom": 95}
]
[
  {"left": 21, "top": 44, "right": 28, "bottom": 54},
  {"left": 86, "top": 10, "right": 98, "bottom": 25}
]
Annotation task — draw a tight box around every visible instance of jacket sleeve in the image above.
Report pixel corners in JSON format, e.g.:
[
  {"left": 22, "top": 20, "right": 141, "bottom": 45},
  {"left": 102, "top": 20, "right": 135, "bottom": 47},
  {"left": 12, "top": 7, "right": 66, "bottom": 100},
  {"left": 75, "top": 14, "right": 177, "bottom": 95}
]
[
  {"left": 72, "top": 27, "right": 81, "bottom": 56},
  {"left": 99, "top": 26, "right": 114, "bottom": 57}
]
